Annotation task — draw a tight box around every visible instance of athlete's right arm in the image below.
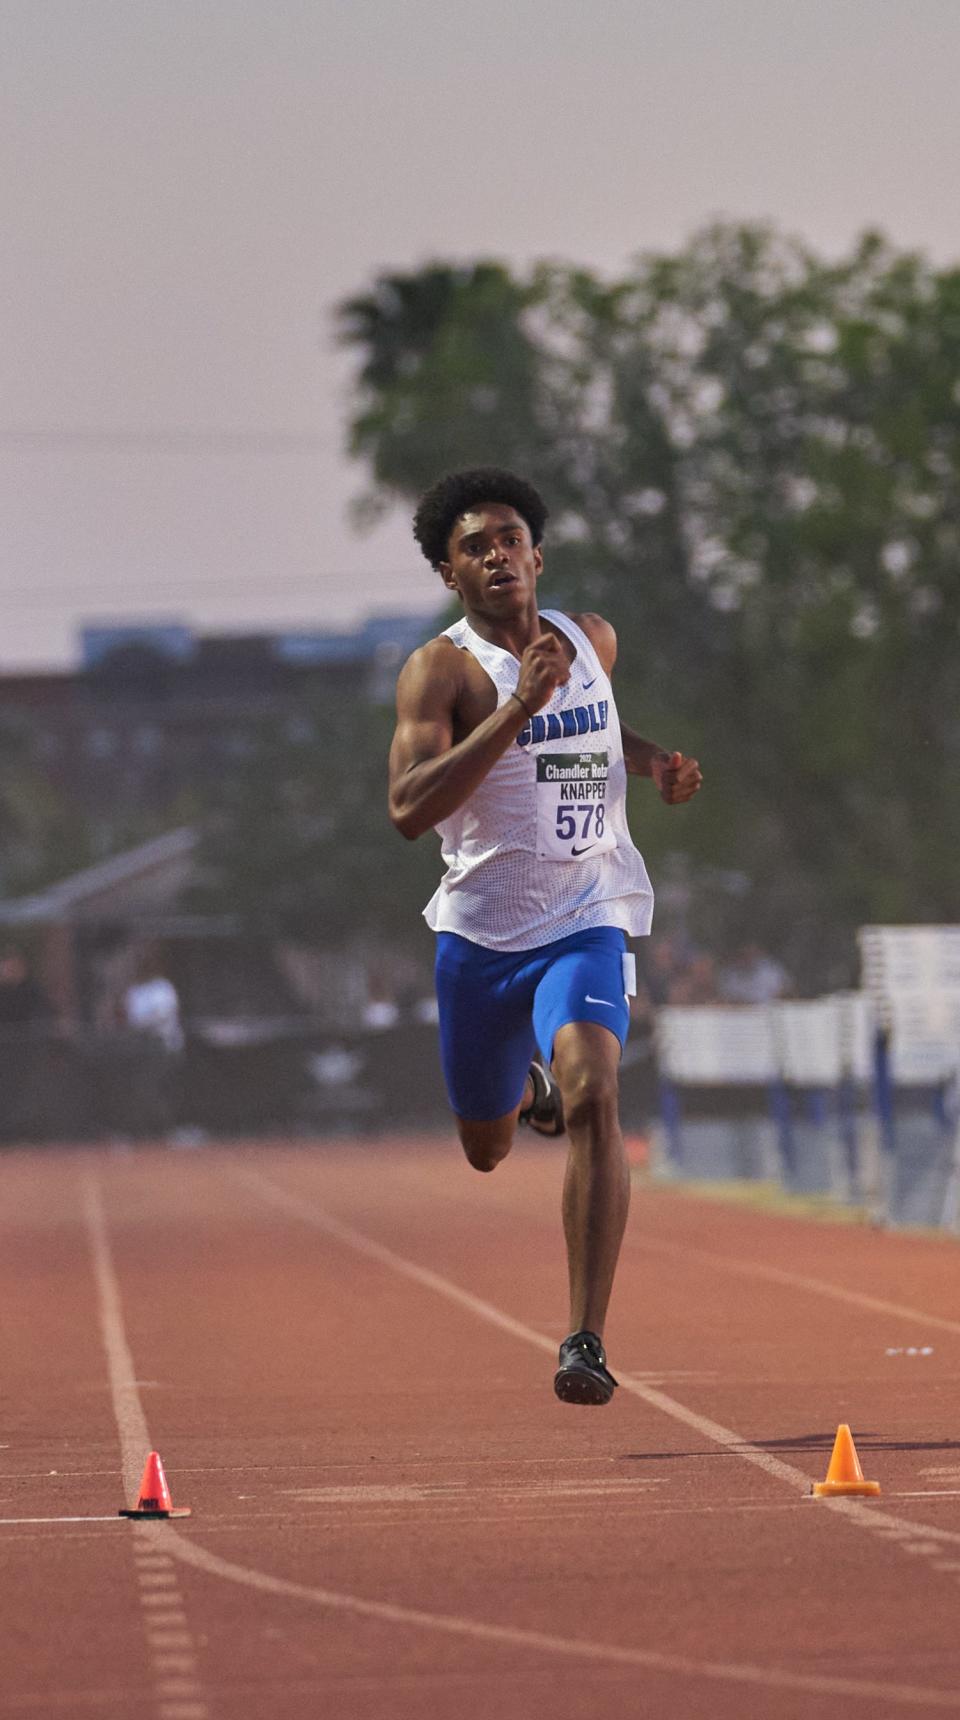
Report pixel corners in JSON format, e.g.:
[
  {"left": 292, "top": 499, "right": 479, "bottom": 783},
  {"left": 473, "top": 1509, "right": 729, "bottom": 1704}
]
[{"left": 388, "top": 641, "right": 530, "bottom": 841}]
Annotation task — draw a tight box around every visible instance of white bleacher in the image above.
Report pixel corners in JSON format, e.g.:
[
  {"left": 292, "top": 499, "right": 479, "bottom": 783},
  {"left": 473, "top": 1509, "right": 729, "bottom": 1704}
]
[
  {"left": 773, "top": 992, "right": 874, "bottom": 1086},
  {"left": 883, "top": 994, "right": 960, "bottom": 1083},
  {"left": 859, "top": 926, "right": 960, "bottom": 997},
  {"left": 655, "top": 1005, "right": 779, "bottom": 1084},
  {"left": 656, "top": 994, "right": 875, "bottom": 1088},
  {"left": 653, "top": 928, "right": 960, "bottom": 1225},
  {"left": 858, "top": 925, "right": 960, "bottom": 1084}
]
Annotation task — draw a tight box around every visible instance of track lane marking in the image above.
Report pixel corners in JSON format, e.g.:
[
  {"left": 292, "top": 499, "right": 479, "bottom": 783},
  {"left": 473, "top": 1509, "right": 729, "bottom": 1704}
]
[
  {"left": 81, "top": 1161, "right": 960, "bottom": 1712},
  {"left": 632, "top": 1232, "right": 960, "bottom": 1335},
  {"left": 83, "top": 1179, "right": 210, "bottom": 1720},
  {"left": 0, "top": 1515, "right": 121, "bottom": 1525},
  {"left": 280, "top": 1479, "right": 665, "bottom": 1503},
  {"left": 166, "top": 1528, "right": 960, "bottom": 1709},
  {"left": 0, "top": 1689, "right": 156, "bottom": 1713},
  {"left": 233, "top": 1164, "right": 813, "bottom": 1490},
  {"left": 232, "top": 1163, "right": 960, "bottom": 1561}
]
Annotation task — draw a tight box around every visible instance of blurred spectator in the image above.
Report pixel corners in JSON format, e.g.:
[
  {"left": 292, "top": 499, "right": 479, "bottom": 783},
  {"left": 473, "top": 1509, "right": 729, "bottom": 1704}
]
[
  {"left": 124, "top": 957, "right": 184, "bottom": 1052},
  {"left": 667, "top": 952, "right": 720, "bottom": 1005},
  {"left": 361, "top": 965, "right": 400, "bottom": 1030},
  {"left": 121, "top": 954, "right": 184, "bottom": 1135},
  {"left": 717, "top": 942, "right": 792, "bottom": 1004},
  {"left": 643, "top": 934, "right": 694, "bottom": 1006},
  {"left": 0, "top": 949, "right": 52, "bottom": 1029}
]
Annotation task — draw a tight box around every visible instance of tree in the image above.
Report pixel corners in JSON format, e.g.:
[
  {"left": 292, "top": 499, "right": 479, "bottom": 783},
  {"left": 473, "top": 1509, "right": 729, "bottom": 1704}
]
[
  {"left": 0, "top": 718, "right": 98, "bottom": 899},
  {"left": 188, "top": 694, "right": 439, "bottom": 954},
  {"left": 339, "top": 263, "right": 549, "bottom": 524},
  {"left": 337, "top": 225, "right": 960, "bottom": 989}
]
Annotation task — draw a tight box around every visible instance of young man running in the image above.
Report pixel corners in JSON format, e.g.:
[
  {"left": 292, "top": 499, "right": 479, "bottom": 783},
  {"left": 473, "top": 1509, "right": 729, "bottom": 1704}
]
[{"left": 388, "top": 468, "right": 702, "bottom": 1404}]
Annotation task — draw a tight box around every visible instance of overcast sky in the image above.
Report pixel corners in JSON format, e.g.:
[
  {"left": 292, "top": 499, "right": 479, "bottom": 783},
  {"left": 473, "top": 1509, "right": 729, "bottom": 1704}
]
[{"left": 2, "top": 0, "right": 958, "bottom": 669}]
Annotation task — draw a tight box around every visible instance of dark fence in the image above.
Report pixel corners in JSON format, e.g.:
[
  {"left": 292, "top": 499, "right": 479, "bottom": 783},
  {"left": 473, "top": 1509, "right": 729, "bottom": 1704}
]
[
  {"left": 2, "top": 1025, "right": 954, "bottom": 1232},
  {"left": 0, "top": 1022, "right": 660, "bottom": 1142}
]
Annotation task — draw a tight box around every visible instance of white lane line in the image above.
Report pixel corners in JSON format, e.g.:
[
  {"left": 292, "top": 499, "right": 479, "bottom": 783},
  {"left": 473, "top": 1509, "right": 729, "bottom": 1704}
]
[
  {"left": 0, "top": 1516, "right": 121, "bottom": 1526},
  {"left": 82, "top": 1179, "right": 210, "bottom": 1720},
  {"left": 234, "top": 1165, "right": 960, "bottom": 1562},
  {"left": 83, "top": 1179, "right": 152, "bottom": 1505},
  {"left": 10, "top": 1454, "right": 655, "bottom": 1477},
  {"left": 280, "top": 1479, "right": 665, "bottom": 1503},
  {"left": 83, "top": 1158, "right": 960, "bottom": 1712},
  {"left": 633, "top": 1232, "right": 960, "bottom": 1337},
  {"left": 234, "top": 1164, "right": 808, "bottom": 1492},
  {"left": 0, "top": 1688, "right": 151, "bottom": 1712},
  {"left": 237, "top": 1164, "right": 960, "bottom": 1559},
  {"left": 167, "top": 1529, "right": 960, "bottom": 1709}
]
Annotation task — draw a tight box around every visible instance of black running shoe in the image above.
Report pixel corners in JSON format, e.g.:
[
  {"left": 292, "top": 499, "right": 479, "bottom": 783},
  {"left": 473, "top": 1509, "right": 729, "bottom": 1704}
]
[
  {"left": 518, "top": 1060, "right": 565, "bottom": 1136},
  {"left": 553, "top": 1330, "right": 619, "bottom": 1405}
]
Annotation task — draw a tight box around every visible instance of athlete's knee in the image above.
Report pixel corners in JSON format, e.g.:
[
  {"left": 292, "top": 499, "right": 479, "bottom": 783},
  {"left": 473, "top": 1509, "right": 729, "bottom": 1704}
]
[
  {"left": 462, "top": 1139, "right": 511, "bottom": 1173},
  {"left": 464, "top": 1143, "right": 509, "bottom": 1173},
  {"left": 558, "top": 1062, "right": 620, "bottom": 1135},
  {"left": 457, "top": 1119, "right": 514, "bottom": 1173}
]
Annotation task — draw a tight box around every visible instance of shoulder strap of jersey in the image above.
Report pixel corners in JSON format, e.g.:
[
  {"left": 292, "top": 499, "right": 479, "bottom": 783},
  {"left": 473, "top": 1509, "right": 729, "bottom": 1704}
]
[{"left": 540, "top": 609, "right": 606, "bottom": 681}]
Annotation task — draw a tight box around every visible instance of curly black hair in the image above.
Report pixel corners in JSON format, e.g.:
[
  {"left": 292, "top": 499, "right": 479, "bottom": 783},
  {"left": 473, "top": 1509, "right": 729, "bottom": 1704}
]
[{"left": 412, "top": 468, "right": 549, "bottom": 569}]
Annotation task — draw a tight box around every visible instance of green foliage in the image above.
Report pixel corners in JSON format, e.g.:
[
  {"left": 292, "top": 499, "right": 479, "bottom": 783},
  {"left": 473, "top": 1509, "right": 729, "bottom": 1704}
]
[
  {"left": 0, "top": 718, "right": 102, "bottom": 898},
  {"left": 340, "top": 264, "right": 549, "bottom": 525},
  {"left": 188, "top": 696, "right": 440, "bottom": 950},
  {"left": 337, "top": 224, "right": 960, "bottom": 989}
]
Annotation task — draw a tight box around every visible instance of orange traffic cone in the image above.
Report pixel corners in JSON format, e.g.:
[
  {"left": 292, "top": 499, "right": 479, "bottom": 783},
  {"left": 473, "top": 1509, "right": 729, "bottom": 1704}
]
[
  {"left": 119, "top": 1451, "right": 191, "bottom": 1519},
  {"left": 811, "top": 1424, "right": 881, "bottom": 1497}
]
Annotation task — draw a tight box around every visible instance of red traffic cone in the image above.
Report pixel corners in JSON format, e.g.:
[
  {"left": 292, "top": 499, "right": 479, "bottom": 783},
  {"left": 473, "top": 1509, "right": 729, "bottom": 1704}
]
[{"left": 119, "top": 1451, "right": 191, "bottom": 1518}]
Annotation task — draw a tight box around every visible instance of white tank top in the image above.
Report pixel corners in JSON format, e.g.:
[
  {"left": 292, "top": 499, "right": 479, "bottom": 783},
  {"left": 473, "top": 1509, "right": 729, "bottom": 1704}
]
[{"left": 423, "top": 609, "right": 654, "bottom": 950}]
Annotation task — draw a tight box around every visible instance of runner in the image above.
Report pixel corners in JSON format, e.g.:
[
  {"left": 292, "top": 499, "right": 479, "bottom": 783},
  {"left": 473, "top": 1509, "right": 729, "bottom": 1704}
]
[{"left": 388, "top": 468, "right": 702, "bottom": 1403}]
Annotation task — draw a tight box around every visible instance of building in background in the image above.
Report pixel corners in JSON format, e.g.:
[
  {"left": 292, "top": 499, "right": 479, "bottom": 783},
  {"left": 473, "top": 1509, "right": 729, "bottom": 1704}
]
[{"left": 0, "top": 612, "right": 438, "bottom": 820}]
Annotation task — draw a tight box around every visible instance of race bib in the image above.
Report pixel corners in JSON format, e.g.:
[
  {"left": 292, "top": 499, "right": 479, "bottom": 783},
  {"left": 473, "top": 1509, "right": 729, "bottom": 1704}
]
[{"left": 536, "top": 752, "right": 617, "bottom": 862}]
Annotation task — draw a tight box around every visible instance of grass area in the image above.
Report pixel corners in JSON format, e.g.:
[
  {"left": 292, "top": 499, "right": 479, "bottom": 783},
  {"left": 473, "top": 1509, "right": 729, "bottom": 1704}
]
[
  {"left": 637, "top": 1170, "right": 876, "bottom": 1226},
  {"left": 637, "top": 1170, "right": 960, "bottom": 1241}
]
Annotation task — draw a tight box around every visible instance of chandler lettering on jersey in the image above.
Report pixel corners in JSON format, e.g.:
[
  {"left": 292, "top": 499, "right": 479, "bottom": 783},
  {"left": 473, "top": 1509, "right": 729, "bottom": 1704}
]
[{"left": 516, "top": 700, "right": 609, "bottom": 748}]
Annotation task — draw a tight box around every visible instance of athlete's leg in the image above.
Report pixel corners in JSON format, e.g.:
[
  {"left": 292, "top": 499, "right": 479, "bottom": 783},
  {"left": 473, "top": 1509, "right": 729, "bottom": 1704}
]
[
  {"left": 455, "top": 1066, "right": 551, "bottom": 1168},
  {"left": 435, "top": 933, "right": 537, "bottom": 1173},
  {"left": 456, "top": 1105, "right": 522, "bottom": 1172},
  {"left": 530, "top": 929, "right": 632, "bottom": 1343},
  {"left": 551, "top": 1020, "right": 628, "bottom": 1338}
]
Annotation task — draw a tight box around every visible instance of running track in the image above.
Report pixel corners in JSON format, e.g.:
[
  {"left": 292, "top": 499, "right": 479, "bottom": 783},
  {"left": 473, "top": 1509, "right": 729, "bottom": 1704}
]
[{"left": 4, "top": 1135, "right": 960, "bottom": 1719}]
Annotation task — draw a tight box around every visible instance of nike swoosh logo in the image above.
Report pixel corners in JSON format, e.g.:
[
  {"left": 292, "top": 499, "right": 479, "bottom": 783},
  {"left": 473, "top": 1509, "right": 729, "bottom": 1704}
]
[
  {"left": 585, "top": 995, "right": 616, "bottom": 1009},
  {"left": 582, "top": 676, "right": 598, "bottom": 690},
  {"left": 570, "top": 844, "right": 597, "bottom": 856}
]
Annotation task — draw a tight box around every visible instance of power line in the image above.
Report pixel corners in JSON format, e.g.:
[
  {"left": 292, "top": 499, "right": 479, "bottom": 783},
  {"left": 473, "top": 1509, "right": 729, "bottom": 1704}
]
[
  {"left": 0, "top": 574, "right": 413, "bottom": 615},
  {"left": 0, "top": 426, "right": 340, "bottom": 452}
]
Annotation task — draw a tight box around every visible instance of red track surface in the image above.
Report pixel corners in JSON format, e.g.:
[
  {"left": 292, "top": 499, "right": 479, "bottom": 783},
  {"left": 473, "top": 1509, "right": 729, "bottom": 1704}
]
[{"left": 4, "top": 1135, "right": 960, "bottom": 1718}]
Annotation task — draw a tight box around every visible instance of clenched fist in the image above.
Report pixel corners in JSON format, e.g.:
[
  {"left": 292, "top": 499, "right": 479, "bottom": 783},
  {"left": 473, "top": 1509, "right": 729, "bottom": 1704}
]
[
  {"left": 514, "top": 632, "right": 571, "bottom": 715},
  {"left": 651, "top": 750, "right": 703, "bottom": 805}
]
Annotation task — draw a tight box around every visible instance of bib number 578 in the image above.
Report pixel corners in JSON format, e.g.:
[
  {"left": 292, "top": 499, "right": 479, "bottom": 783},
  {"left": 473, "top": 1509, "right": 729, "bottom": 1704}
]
[{"left": 556, "top": 802, "right": 605, "bottom": 843}]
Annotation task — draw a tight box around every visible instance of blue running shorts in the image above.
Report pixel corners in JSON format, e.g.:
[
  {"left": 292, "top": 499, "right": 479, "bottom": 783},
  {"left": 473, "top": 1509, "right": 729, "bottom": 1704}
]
[{"left": 434, "top": 926, "right": 632, "bottom": 1123}]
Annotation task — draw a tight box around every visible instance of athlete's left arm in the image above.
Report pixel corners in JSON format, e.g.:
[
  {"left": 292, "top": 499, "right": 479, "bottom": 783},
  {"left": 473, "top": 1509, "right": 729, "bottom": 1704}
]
[{"left": 573, "top": 612, "right": 703, "bottom": 806}]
